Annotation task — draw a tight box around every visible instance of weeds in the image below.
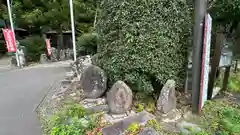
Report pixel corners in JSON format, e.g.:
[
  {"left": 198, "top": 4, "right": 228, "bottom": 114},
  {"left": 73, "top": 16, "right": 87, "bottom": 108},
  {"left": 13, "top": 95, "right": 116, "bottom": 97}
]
[
  {"left": 201, "top": 100, "right": 240, "bottom": 135},
  {"left": 47, "top": 103, "right": 99, "bottom": 135}
]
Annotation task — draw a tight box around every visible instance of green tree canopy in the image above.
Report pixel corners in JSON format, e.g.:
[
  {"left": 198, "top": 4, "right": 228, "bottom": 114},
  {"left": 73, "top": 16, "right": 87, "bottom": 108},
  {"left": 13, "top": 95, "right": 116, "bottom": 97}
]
[
  {"left": 209, "top": 0, "right": 240, "bottom": 59},
  {"left": 0, "top": 0, "right": 96, "bottom": 34}
]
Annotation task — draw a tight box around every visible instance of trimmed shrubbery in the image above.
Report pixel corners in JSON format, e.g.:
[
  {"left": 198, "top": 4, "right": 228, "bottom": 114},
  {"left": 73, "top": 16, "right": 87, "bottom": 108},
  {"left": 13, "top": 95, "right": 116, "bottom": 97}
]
[
  {"left": 76, "top": 33, "right": 99, "bottom": 56},
  {"left": 96, "top": 0, "right": 193, "bottom": 94},
  {"left": 20, "top": 36, "right": 45, "bottom": 62}
]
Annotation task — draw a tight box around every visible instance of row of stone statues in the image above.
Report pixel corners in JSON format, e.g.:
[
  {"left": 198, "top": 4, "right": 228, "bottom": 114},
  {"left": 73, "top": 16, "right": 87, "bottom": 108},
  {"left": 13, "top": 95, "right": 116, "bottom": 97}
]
[{"left": 40, "top": 47, "right": 74, "bottom": 64}]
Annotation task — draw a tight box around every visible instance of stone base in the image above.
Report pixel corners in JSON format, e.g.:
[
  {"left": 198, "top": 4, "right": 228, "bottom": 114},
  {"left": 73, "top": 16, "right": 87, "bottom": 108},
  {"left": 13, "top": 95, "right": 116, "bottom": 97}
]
[
  {"left": 156, "top": 109, "right": 182, "bottom": 123},
  {"left": 101, "top": 111, "right": 155, "bottom": 135}
]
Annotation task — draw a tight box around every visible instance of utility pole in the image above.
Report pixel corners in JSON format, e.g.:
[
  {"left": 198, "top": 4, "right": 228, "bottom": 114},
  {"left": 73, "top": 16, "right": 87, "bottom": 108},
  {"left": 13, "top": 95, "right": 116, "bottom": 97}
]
[
  {"left": 69, "top": 0, "right": 77, "bottom": 61},
  {"left": 192, "top": 0, "right": 206, "bottom": 114},
  {"left": 7, "top": 0, "right": 20, "bottom": 67}
]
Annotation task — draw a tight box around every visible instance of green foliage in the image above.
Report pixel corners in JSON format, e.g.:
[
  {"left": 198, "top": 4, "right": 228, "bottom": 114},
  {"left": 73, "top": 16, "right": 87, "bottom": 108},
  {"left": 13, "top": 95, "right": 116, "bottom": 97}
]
[
  {"left": 126, "top": 123, "right": 140, "bottom": 133},
  {"left": 201, "top": 100, "right": 240, "bottom": 135},
  {"left": 96, "top": 0, "right": 193, "bottom": 94},
  {"left": 48, "top": 104, "right": 98, "bottom": 135},
  {"left": 228, "top": 72, "right": 240, "bottom": 92},
  {"left": 209, "top": 0, "right": 240, "bottom": 26},
  {"left": 136, "top": 103, "right": 144, "bottom": 113},
  {"left": 146, "top": 120, "right": 161, "bottom": 132},
  {"left": 215, "top": 72, "right": 240, "bottom": 93},
  {"left": 0, "top": 0, "right": 96, "bottom": 34},
  {"left": 76, "top": 33, "right": 99, "bottom": 56},
  {"left": 209, "top": 0, "right": 240, "bottom": 60},
  {"left": 20, "top": 36, "right": 45, "bottom": 62},
  {"left": 220, "top": 108, "right": 240, "bottom": 134},
  {"left": 146, "top": 101, "right": 156, "bottom": 113}
]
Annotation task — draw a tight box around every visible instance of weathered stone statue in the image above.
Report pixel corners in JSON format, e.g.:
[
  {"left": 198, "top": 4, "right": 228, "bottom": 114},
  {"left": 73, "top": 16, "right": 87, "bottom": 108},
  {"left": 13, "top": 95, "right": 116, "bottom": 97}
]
[
  {"left": 80, "top": 65, "right": 107, "bottom": 98},
  {"left": 40, "top": 54, "right": 49, "bottom": 64},
  {"left": 50, "top": 47, "right": 57, "bottom": 62},
  {"left": 157, "top": 80, "right": 177, "bottom": 114},
  {"left": 107, "top": 81, "right": 133, "bottom": 114}
]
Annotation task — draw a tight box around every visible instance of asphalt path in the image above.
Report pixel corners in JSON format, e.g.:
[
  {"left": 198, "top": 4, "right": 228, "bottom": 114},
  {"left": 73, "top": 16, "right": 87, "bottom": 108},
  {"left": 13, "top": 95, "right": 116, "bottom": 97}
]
[{"left": 0, "top": 66, "right": 68, "bottom": 135}]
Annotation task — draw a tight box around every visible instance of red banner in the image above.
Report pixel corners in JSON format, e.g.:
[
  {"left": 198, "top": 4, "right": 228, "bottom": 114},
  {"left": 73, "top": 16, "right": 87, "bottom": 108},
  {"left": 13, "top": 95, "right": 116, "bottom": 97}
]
[
  {"left": 45, "top": 39, "right": 52, "bottom": 56},
  {"left": 2, "top": 28, "right": 17, "bottom": 52}
]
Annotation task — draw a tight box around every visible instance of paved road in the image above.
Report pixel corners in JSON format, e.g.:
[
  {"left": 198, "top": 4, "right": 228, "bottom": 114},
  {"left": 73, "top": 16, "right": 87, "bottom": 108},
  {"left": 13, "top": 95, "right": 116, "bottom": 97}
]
[{"left": 0, "top": 65, "right": 69, "bottom": 135}]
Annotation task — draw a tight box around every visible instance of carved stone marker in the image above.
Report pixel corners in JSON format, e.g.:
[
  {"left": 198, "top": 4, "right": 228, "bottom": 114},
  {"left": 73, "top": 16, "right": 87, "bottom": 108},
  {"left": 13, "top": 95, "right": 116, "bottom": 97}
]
[
  {"left": 138, "top": 128, "right": 159, "bottom": 135},
  {"left": 80, "top": 65, "right": 107, "bottom": 98},
  {"left": 40, "top": 54, "right": 48, "bottom": 64},
  {"left": 65, "top": 48, "right": 72, "bottom": 60},
  {"left": 157, "top": 80, "right": 177, "bottom": 114},
  {"left": 11, "top": 56, "right": 17, "bottom": 67},
  {"left": 59, "top": 49, "right": 66, "bottom": 61},
  {"left": 107, "top": 81, "right": 133, "bottom": 114},
  {"left": 50, "top": 47, "right": 57, "bottom": 61}
]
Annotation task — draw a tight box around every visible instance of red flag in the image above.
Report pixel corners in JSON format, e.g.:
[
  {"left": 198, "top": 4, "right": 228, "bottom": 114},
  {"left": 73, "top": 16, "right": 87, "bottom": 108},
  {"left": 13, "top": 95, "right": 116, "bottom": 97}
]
[
  {"left": 2, "top": 28, "right": 17, "bottom": 52},
  {"left": 45, "top": 39, "right": 52, "bottom": 56}
]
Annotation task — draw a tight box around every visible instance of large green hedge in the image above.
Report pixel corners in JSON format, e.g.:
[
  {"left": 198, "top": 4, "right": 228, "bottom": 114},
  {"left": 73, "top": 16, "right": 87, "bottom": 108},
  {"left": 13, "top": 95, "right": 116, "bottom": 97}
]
[{"left": 96, "top": 0, "right": 193, "bottom": 94}]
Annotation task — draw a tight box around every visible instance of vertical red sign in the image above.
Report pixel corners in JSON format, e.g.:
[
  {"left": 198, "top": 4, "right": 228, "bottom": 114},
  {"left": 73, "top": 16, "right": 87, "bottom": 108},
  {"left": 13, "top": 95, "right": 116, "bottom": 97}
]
[
  {"left": 199, "top": 14, "right": 212, "bottom": 112},
  {"left": 2, "top": 28, "right": 17, "bottom": 52},
  {"left": 45, "top": 39, "right": 52, "bottom": 56}
]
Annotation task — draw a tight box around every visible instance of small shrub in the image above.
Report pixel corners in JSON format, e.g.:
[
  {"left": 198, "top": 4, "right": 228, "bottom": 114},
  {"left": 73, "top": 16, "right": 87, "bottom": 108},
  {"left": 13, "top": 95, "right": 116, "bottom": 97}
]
[
  {"left": 76, "top": 33, "right": 99, "bottom": 56},
  {"left": 136, "top": 103, "right": 144, "bottom": 113},
  {"left": 48, "top": 104, "right": 98, "bottom": 135},
  {"left": 125, "top": 123, "right": 142, "bottom": 134},
  {"left": 20, "top": 36, "right": 45, "bottom": 62},
  {"left": 146, "top": 120, "right": 161, "bottom": 132}
]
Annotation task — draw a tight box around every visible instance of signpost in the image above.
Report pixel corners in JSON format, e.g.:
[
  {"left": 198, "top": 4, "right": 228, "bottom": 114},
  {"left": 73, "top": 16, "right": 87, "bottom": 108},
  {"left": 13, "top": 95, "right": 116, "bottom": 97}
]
[
  {"left": 6, "top": 0, "right": 20, "bottom": 67},
  {"left": 2, "top": 28, "right": 17, "bottom": 53},
  {"left": 199, "top": 14, "right": 212, "bottom": 111},
  {"left": 69, "top": 0, "right": 77, "bottom": 61},
  {"left": 192, "top": 0, "right": 206, "bottom": 113},
  {"left": 219, "top": 46, "right": 233, "bottom": 67},
  {"left": 45, "top": 39, "right": 52, "bottom": 56}
]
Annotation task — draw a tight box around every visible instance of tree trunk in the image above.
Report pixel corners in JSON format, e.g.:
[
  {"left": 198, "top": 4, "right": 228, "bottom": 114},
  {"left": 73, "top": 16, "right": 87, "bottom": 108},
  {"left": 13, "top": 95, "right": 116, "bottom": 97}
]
[{"left": 234, "top": 60, "right": 238, "bottom": 73}]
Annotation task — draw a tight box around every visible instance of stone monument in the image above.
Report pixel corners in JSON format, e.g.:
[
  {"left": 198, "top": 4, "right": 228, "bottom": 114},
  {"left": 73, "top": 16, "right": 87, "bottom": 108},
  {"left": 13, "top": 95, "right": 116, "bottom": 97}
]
[
  {"left": 80, "top": 65, "right": 107, "bottom": 98},
  {"left": 157, "top": 80, "right": 177, "bottom": 114},
  {"left": 107, "top": 81, "right": 133, "bottom": 114}
]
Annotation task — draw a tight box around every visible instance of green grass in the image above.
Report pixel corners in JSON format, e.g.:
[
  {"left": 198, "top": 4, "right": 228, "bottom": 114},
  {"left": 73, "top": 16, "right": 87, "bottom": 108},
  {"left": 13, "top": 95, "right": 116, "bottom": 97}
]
[
  {"left": 200, "top": 100, "right": 240, "bottom": 135},
  {"left": 215, "top": 71, "right": 240, "bottom": 93},
  {"left": 228, "top": 73, "right": 240, "bottom": 92}
]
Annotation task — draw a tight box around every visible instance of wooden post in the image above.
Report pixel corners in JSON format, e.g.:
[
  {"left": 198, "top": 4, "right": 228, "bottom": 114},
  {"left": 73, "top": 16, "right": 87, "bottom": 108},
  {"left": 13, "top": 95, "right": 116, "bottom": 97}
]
[
  {"left": 234, "top": 60, "right": 238, "bottom": 73},
  {"left": 192, "top": 0, "right": 206, "bottom": 114},
  {"left": 222, "top": 66, "right": 231, "bottom": 91},
  {"left": 207, "top": 33, "right": 224, "bottom": 100}
]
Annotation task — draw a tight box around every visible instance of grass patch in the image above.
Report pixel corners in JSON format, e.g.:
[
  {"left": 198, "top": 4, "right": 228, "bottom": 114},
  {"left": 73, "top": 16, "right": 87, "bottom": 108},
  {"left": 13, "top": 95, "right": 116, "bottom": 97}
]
[
  {"left": 228, "top": 72, "right": 240, "bottom": 92},
  {"left": 200, "top": 100, "right": 240, "bottom": 135},
  {"left": 215, "top": 71, "right": 240, "bottom": 93},
  {"left": 44, "top": 103, "right": 101, "bottom": 135}
]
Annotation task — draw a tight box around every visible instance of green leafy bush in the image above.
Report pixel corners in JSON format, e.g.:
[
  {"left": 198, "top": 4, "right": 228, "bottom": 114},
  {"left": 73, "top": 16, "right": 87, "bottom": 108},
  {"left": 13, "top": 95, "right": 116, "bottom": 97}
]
[
  {"left": 96, "top": 0, "right": 193, "bottom": 94},
  {"left": 76, "top": 33, "right": 99, "bottom": 56},
  {"left": 48, "top": 104, "right": 98, "bottom": 135},
  {"left": 20, "top": 36, "right": 45, "bottom": 62}
]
